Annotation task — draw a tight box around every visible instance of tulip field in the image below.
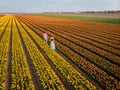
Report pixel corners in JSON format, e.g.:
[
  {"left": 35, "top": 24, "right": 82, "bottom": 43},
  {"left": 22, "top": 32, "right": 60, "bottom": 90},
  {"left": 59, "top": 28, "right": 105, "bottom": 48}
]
[{"left": 0, "top": 15, "right": 120, "bottom": 90}]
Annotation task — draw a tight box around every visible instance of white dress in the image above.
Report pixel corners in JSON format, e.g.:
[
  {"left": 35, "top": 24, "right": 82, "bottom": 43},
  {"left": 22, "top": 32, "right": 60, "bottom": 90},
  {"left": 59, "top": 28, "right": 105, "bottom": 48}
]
[{"left": 50, "top": 41, "right": 56, "bottom": 50}]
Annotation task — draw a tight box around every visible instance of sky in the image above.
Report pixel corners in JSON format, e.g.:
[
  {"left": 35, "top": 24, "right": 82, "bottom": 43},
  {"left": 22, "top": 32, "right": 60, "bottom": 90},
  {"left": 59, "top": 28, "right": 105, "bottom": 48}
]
[{"left": 0, "top": 0, "right": 120, "bottom": 13}]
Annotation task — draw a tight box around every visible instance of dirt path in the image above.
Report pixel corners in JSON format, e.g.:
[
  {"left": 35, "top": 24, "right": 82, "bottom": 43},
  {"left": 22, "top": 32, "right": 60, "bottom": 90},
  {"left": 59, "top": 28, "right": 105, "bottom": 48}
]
[
  {"left": 56, "top": 50, "right": 103, "bottom": 90},
  {"left": 16, "top": 20, "right": 43, "bottom": 90},
  {"left": 19, "top": 18, "right": 103, "bottom": 89},
  {"left": 21, "top": 22, "right": 74, "bottom": 90},
  {"left": 5, "top": 20, "right": 12, "bottom": 90}
]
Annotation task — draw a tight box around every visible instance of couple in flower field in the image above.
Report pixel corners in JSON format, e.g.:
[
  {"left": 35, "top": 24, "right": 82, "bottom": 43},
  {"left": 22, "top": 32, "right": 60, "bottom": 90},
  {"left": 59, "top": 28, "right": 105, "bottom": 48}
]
[{"left": 43, "top": 32, "right": 56, "bottom": 50}]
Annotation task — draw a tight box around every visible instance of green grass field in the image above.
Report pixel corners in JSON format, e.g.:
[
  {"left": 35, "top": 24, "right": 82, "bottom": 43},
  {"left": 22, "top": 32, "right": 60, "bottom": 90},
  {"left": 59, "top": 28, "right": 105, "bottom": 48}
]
[{"left": 40, "top": 14, "right": 120, "bottom": 24}]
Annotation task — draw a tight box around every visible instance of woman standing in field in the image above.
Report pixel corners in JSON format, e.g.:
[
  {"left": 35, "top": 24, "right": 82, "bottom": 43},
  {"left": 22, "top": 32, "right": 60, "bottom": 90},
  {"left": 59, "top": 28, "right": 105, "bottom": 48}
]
[
  {"left": 43, "top": 32, "right": 48, "bottom": 43},
  {"left": 50, "top": 37, "right": 56, "bottom": 50}
]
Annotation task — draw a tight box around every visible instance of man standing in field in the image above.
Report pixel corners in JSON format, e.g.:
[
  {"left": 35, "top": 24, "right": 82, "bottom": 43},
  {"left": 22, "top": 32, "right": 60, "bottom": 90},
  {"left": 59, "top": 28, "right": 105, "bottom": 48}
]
[{"left": 43, "top": 32, "right": 48, "bottom": 43}]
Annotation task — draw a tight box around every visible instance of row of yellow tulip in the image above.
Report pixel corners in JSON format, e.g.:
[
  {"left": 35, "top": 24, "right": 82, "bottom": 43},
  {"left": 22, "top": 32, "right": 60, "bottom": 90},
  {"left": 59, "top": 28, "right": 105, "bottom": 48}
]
[
  {"left": 14, "top": 17, "right": 65, "bottom": 90},
  {"left": 10, "top": 18, "right": 34, "bottom": 89},
  {"left": 19, "top": 17, "right": 97, "bottom": 89},
  {"left": 0, "top": 16, "right": 12, "bottom": 89},
  {"left": 0, "top": 16, "right": 7, "bottom": 25},
  {"left": 0, "top": 16, "right": 10, "bottom": 36},
  {"left": 0, "top": 15, "right": 13, "bottom": 24},
  {"left": 0, "top": 15, "right": 7, "bottom": 22}
]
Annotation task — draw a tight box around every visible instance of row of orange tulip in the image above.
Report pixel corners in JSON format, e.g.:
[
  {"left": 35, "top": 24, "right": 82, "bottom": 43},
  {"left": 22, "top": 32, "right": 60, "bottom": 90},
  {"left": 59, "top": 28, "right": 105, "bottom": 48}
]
[
  {"left": 18, "top": 16, "right": 120, "bottom": 90},
  {"left": 28, "top": 21, "right": 120, "bottom": 80},
  {"left": 59, "top": 23, "right": 119, "bottom": 44},
  {"left": 41, "top": 24, "right": 120, "bottom": 65},
  {"left": 56, "top": 23, "right": 120, "bottom": 44},
  {"left": 19, "top": 16, "right": 120, "bottom": 57},
  {"left": 55, "top": 41, "right": 120, "bottom": 90},
  {"left": 44, "top": 24, "right": 120, "bottom": 56},
  {"left": 74, "top": 23, "right": 120, "bottom": 39},
  {"left": 63, "top": 24, "right": 120, "bottom": 49},
  {"left": 20, "top": 18, "right": 97, "bottom": 90}
]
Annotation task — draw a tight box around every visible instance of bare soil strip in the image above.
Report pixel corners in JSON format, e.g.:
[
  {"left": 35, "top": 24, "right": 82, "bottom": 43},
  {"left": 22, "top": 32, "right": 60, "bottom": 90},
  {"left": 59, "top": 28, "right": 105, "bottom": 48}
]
[
  {"left": 19, "top": 19, "right": 102, "bottom": 90},
  {"left": 38, "top": 25, "right": 120, "bottom": 67},
  {"left": 16, "top": 20, "right": 43, "bottom": 90},
  {"left": 60, "top": 13, "right": 120, "bottom": 18},
  {"left": 17, "top": 16, "right": 120, "bottom": 88},
  {"left": 26, "top": 21, "right": 120, "bottom": 80},
  {"left": 5, "top": 19, "right": 12, "bottom": 90},
  {"left": 56, "top": 50, "right": 103, "bottom": 90},
  {"left": 20, "top": 21, "right": 73, "bottom": 90},
  {"left": 43, "top": 24, "right": 120, "bottom": 56}
]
